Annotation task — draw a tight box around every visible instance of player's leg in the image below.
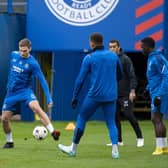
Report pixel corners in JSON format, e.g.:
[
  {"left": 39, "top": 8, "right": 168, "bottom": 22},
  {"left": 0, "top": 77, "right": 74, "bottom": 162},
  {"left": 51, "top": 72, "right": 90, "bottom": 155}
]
[
  {"left": 161, "top": 100, "right": 168, "bottom": 154},
  {"left": 58, "top": 96, "right": 99, "bottom": 156},
  {"left": 73, "top": 98, "right": 99, "bottom": 142},
  {"left": 2, "top": 111, "right": 13, "bottom": 135},
  {"left": 29, "top": 100, "right": 50, "bottom": 125},
  {"left": 159, "top": 97, "right": 168, "bottom": 154},
  {"left": 151, "top": 112, "right": 166, "bottom": 155},
  {"left": 103, "top": 101, "right": 119, "bottom": 158},
  {"left": 1, "top": 94, "right": 18, "bottom": 148},
  {"left": 28, "top": 100, "right": 60, "bottom": 140},
  {"left": 116, "top": 99, "right": 123, "bottom": 145},
  {"left": 122, "top": 99, "right": 144, "bottom": 147},
  {"left": 151, "top": 96, "right": 168, "bottom": 155},
  {"left": 26, "top": 89, "right": 60, "bottom": 140},
  {"left": 1, "top": 110, "right": 14, "bottom": 148},
  {"left": 106, "top": 101, "right": 123, "bottom": 146},
  {"left": 151, "top": 112, "right": 166, "bottom": 137}
]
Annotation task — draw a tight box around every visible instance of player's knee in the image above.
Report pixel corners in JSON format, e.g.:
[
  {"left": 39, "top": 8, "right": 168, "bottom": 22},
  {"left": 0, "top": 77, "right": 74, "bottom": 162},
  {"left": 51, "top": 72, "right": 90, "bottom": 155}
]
[
  {"left": 31, "top": 105, "right": 39, "bottom": 113},
  {"left": 151, "top": 117, "right": 155, "bottom": 124},
  {"left": 106, "top": 120, "right": 115, "bottom": 128},
  {"left": 1, "top": 114, "right": 10, "bottom": 123},
  {"left": 151, "top": 116, "right": 161, "bottom": 125}
]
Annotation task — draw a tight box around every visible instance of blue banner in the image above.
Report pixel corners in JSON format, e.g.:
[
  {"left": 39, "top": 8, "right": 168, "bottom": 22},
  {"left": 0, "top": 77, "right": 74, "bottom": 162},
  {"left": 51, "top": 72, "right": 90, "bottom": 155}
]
[{"left": 27, "top": 0, "right": 137, "bottom": 50}]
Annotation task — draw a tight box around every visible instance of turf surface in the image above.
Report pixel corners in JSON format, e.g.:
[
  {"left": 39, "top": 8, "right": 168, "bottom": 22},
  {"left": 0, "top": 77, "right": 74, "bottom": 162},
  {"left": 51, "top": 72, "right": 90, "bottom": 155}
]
[{"left": 0, "top": 121, "right": 167, "bottom": 168}]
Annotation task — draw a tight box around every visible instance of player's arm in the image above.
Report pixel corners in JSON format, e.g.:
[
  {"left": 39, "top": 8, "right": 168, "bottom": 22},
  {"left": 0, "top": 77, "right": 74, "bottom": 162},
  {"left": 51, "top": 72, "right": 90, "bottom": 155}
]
[
  {"left": 116, "top": 58, "right": 123, "bottom": 81},
  {"left": 155, "top": 56, "right": 168, "bottom": 97},
  {"left": 33, "top": 63, "right": 53, "bottom": 105},
  {"left": 72, "top": 55, "right": 90, "bottom": 100},
  {"left": 126, "top": 57, "right": 137, "bottom": 90},
  {"left": 125, "top": 56, "right": 137, "bottom": 101}
]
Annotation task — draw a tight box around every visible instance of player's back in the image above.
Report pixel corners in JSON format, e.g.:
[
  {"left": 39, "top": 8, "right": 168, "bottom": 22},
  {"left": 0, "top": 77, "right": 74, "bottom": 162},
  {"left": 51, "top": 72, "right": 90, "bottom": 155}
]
[{"left": 87, "top": 49, "right": 120, "bottom": 101}]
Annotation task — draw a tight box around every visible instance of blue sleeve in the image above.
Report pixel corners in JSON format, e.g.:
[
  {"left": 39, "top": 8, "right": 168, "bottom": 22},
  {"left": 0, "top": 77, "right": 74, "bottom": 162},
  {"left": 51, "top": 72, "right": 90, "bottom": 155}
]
[
  {"left": 72, "top": 55, "right": 90, "bottom": 99},
  {"left": 10, "top": 51, "right": 18, "bottom": 60},
  {"left": 155, "top": 56, "right": 168, "bottom": 97},
  {"left": 33, "top": 63, "right": 53, "bottom": 104}
]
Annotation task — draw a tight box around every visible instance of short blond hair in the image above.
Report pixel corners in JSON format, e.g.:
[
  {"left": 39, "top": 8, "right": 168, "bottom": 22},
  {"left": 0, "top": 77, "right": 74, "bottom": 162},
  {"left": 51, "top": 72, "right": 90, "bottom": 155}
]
[{"left": 19, "top": 38, "right": 31, "bottom": 48}]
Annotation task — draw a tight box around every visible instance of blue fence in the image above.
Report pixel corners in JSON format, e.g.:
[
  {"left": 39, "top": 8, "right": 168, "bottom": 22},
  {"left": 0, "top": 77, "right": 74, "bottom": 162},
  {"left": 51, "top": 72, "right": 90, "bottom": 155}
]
[
  {"left": 0, "top": 13, "right": 26, "bottom": 107},
  {"left": 51, "top": 50, "right": 105, "bottom": 121}
]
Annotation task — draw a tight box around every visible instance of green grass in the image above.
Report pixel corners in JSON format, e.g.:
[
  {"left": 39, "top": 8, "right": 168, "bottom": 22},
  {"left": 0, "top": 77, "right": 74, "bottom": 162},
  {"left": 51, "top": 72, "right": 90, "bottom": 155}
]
[{"left": 0, "top": 121, "right": 167, "bottom": 168}]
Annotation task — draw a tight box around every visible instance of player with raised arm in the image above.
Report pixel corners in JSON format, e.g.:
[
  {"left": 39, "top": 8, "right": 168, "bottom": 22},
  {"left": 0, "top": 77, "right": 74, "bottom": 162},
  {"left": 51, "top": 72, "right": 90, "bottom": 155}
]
[{"left": 1, "top": 38, "right": 60, "bottom": 148}]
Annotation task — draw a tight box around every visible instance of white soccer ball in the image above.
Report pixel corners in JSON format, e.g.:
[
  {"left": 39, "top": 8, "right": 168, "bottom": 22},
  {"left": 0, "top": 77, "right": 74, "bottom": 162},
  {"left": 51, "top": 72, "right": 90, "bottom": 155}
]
[{"left": 32, "top": 126, "right": 48, "bottom": 140}]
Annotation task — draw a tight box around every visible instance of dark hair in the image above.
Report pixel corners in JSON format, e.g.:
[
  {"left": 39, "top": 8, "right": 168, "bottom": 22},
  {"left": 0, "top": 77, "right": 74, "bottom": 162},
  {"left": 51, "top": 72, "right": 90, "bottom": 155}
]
[
  {"left": 90, "top": 32, "right": 103, "bottom": 45},
  {"left": 19, "top": 38, "right": 31, "bottom": 48},
  {"left": 109, "top": 40, "right": 120, "bottom": 47},
  {"left": 141, "top": 37, "right": 155, "bottom": 48}
]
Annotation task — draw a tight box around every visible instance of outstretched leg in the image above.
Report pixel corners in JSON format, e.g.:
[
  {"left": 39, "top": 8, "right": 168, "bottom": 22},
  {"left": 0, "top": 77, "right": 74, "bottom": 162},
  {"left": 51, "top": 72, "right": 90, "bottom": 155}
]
[
  {"left": 29, "top": 100, "right": 60, "bottom": 141},
  {"left": 58, "top": 97, "right": 99, "bottom": 156},
  {"left": 103, "top": 101, "right": 119, "bottom": 158},
  {"left": 115, "top": 102, "right": 123, "bottom": 143}
]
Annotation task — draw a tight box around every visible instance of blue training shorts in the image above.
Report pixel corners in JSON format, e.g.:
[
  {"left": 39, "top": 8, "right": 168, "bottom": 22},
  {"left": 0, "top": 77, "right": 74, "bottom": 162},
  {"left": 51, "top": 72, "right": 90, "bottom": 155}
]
[
  {"left": 2, "top": 89, "right": 37, "bottom": 112},
  {"left": 151, "top": 96, "right": 168, "bottom": 119}
]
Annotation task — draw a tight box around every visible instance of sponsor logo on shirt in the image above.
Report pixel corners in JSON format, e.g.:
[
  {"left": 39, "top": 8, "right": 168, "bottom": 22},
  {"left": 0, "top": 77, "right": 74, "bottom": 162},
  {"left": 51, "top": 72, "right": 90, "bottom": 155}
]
[
  {"left": 45, "top": 0, "right": 119, "bottom": 26},
  {"left": 12, "top": 65, "right": 24, "bottom": 73},
  {"left": 24, "top": 63, "right": 29, "bottom": 69}
]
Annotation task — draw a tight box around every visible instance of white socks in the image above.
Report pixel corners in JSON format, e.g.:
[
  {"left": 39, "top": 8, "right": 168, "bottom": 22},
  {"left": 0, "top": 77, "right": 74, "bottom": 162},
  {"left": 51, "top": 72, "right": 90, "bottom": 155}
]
[
  {"left": 6, "top": 132, "right": 13, "bottom": 142},
  {"left": 163, "top": 137, "right": 168, "bottom": 147},
  {"left": 46, "top": 123, "right": 54, "bottom": 133},
  {"left": 71, "top": 143, "right": 77, "bottom": 152},
  {"left": 156, "top": 137, "right": 168, "bottom": 148},
  {"left": 112, "top": 144, "right": 119, "bottom": 154}
]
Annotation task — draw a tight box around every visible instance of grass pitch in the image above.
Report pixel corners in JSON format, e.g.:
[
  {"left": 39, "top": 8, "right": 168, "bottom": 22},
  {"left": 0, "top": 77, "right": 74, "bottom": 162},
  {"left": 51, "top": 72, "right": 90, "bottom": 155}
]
[{"left": 0, "top": 120, "right": 167, "bottom": 168}]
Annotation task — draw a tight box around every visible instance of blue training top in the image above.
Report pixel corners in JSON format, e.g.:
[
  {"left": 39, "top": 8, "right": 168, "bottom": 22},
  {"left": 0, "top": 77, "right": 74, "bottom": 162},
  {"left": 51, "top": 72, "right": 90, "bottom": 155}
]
[
  {"left": 72, "top": 47, "right": 123, "bottom": 101},
  {"left": 146, "top": 50, "right": 168, "bottom": 98},
  {"left": 7, "top": 51, "right": 52, "bottom": 104}
]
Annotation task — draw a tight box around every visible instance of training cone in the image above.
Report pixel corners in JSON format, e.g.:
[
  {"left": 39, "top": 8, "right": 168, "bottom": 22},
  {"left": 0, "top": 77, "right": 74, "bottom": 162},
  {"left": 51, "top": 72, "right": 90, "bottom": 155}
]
[{"left": 65, "top": 122, "right": 75, "bottom": 130}]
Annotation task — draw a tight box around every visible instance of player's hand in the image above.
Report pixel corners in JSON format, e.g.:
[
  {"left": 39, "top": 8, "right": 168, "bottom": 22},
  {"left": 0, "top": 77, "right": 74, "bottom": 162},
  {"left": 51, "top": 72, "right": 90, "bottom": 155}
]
[
  {"left": 154, "top": 97, "right": 161, "bottom": 107},
  {"left": 71, "top": 99, "right": 78, "bottom": 109},
  {"left": 129, "top": 90, "right": 136, "bottom": 102},
  {"left": 48, "top": 103, "right": 53, "bottom": 109}
]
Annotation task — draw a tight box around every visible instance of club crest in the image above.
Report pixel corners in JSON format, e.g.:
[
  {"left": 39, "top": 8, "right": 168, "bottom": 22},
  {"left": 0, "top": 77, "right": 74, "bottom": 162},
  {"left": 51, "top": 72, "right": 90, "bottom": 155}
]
[{"left": 45, "top": 0, "right": 119, "bottom": 26}]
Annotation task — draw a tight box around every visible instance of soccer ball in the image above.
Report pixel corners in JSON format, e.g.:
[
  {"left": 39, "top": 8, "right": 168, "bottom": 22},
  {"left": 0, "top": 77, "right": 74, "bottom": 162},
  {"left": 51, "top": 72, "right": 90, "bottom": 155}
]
[{"left": 32, "top": 126, "right": 48, "bottom": 140}]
